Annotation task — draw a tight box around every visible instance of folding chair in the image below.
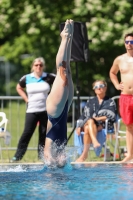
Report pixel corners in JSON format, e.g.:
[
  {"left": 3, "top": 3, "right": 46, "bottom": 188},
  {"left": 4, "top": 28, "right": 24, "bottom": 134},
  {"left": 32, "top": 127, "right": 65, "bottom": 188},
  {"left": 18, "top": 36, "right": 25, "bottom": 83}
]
[
  {"left": 113, "top": 118, "right": 126, "bottom": 161},
  {"left": 0, "top": 112, "right": 11, "bottom": 160},
  {"left": 74, "top": 119, "right": 115, "bottom": 161}
]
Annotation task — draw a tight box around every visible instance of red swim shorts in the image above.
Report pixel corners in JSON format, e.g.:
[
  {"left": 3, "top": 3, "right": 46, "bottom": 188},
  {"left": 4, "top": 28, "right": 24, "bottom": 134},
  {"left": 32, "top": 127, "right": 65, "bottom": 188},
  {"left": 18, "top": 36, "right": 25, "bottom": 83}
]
[{"left": 119, "top": 94, "right": 133, "bottom": 125}]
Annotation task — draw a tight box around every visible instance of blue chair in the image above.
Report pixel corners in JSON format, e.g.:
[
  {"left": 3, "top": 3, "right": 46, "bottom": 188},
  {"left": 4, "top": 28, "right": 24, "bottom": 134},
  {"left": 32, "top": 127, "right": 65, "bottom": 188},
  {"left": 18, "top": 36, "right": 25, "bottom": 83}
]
[{"left": 74, "top": 119, "right": 115, "bottom": 161}]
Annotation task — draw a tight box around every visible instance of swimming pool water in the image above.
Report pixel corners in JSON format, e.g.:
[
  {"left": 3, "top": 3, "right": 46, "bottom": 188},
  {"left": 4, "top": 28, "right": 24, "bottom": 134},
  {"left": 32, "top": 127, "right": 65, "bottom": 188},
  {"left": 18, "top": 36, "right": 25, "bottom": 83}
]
[{"left": 0, "top": 163, "right": 133, "bottom": 200}]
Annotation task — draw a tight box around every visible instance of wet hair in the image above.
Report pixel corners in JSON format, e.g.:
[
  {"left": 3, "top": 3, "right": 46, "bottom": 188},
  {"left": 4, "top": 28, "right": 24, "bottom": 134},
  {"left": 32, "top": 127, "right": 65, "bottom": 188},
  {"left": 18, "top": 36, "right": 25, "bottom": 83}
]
[
  {"left": 92, "top": 80, "right": 107, "bottom": 89},
  {"left": 31, "top": 57, "right": 46, "bottom": 72},
  {"left": 124, "top": 33, "right": 133, "bottom": 40}
]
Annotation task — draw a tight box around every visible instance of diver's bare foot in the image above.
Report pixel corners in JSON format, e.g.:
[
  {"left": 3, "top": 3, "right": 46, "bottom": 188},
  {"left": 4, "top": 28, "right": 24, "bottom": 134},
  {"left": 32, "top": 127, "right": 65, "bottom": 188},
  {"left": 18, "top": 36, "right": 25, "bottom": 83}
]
[
  {"left": 60, "top": 19, "right": 71, "bottom": 39},
  {"left": 69, "top": 19, "right": 74, "bottom": 36},
  {"left": 121, "top": 154, "right": 133, "bottom": 163}
]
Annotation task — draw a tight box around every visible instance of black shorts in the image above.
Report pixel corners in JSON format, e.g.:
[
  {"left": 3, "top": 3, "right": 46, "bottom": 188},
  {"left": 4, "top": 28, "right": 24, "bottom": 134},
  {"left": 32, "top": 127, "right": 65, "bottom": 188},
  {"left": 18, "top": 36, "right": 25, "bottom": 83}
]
[{"left": 92, "top": 118, "right": 103, "bottom": 127}]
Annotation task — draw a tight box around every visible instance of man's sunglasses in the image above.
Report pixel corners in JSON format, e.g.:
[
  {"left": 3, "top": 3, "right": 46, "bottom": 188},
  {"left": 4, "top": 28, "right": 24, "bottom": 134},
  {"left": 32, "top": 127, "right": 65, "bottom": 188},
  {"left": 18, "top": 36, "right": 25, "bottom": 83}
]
[
  {"left": 125, "top": 40, "right": 133, "bottom": 45},
  {"left": 93, "top": 84, "right": 106, "bottom": 90}
]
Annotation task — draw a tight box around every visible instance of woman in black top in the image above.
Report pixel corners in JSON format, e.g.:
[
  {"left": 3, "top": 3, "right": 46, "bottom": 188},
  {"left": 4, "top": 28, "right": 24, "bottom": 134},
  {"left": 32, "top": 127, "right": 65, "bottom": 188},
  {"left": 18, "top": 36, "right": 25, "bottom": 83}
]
[{"left": 76, "top": 80, "right": 117, "bottom": 162}]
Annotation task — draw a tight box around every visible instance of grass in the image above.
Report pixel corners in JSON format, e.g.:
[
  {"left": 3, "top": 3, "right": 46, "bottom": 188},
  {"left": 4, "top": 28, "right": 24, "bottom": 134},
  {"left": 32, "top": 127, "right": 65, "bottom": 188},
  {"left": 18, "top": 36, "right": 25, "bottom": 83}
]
[
  {"left": 0, "top": 101, "right": 127, "bottom": 163},
  {"left": 0, "top": 101, "right": 75, "bottom": 163}
]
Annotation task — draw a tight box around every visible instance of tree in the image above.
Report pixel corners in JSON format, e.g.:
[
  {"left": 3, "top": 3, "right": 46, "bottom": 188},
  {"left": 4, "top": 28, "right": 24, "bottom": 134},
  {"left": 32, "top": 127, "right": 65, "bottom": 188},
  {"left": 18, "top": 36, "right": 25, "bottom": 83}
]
[
  {"left": 0, "top": 0, "right": 75, "bottom": 95},
  {"left": 0, "top": 0, "right": 133, "bottom": 96},
  {"left": 73, "top": 0, "right": 133, "bottom": 96}
]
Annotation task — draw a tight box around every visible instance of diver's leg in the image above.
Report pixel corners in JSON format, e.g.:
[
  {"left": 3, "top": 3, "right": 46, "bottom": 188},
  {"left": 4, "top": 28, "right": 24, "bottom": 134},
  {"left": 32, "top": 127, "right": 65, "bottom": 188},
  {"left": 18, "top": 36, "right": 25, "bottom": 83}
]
[
  {"left": 46, "top": 20, "right": 73, "bottom": 118},
  {"left": 66, "top": 19, "right": 74, "bottom": 110}
]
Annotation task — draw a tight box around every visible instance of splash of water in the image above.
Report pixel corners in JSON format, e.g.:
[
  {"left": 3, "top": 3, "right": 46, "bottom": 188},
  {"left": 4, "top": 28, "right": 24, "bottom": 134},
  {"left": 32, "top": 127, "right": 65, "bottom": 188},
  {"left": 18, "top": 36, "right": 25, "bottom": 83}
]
[
  {"left": 43, "top": 140, "right": 80, "bottom": 168},
  {"left": 0, "top": 165, "right": 26, "bottom": 172}
]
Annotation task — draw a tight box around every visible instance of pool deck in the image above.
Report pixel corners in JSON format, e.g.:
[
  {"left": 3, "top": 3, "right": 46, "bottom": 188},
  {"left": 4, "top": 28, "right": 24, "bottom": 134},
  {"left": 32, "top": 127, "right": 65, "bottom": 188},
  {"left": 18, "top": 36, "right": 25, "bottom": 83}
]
[
  {"left": 0, "top": 162, "right": 44, "bottom": 166},
  {"left": 0, "top": 161, "right": 133, "bottom": 167},
  {"left": 71, "top": 161, "right": 124, "bottom": 164},
  {"left": 71, "top": 161, "right": 133, "bottom": 166}
]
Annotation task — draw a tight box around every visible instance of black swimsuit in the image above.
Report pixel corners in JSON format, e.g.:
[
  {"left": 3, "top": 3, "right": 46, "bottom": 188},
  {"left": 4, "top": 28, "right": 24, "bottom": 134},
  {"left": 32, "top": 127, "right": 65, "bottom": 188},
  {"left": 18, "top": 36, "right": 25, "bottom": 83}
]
[{"left": 46, "top": 101, "right": 68, "bottom": 146}]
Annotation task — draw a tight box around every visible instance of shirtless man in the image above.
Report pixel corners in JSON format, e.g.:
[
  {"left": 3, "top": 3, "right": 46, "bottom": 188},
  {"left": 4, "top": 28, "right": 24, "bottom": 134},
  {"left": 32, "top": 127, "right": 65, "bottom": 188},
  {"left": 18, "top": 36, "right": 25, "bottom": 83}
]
[
  {"left": 44, "top": 19, "right": 74, "bottom": 167},
  {"left": 110, "top": 33, "right": 133, "bottom": 162}
]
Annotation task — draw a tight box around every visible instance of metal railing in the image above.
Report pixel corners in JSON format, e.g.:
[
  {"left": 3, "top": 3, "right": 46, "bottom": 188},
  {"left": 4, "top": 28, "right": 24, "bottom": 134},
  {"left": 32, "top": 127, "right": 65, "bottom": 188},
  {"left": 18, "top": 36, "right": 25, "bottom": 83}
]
[
  {"left": 0, "top": 95, "right": 120, "bottom": 152},
  {"left": 0, "top": 96, "right": 89, "bottom": 151}
]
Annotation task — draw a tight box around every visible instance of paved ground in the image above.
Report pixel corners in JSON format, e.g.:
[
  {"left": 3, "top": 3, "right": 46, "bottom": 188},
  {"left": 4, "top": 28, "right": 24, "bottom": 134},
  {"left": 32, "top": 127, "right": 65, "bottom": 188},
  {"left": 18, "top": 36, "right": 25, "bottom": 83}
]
[
  {"left": 71, "top": 161, "right": 133, "bottom": 166},
  {"left": 1, "top": 161, "right": 133, "bottom": 166}
]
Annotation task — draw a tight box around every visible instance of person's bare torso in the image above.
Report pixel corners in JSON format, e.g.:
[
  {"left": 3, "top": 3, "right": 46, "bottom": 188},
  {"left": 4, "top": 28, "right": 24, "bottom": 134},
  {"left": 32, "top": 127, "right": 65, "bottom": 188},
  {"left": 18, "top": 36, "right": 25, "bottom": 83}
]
[{"left": 118, "top": 53, "right": 133, "bottom": 94}]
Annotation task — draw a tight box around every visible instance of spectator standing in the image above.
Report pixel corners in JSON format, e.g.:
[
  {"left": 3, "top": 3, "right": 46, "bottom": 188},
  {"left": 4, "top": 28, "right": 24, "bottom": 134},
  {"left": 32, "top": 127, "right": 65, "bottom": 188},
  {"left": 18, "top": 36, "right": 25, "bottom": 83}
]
[{"left": 11, "top": 57, "right": 55, "bottom": 162}]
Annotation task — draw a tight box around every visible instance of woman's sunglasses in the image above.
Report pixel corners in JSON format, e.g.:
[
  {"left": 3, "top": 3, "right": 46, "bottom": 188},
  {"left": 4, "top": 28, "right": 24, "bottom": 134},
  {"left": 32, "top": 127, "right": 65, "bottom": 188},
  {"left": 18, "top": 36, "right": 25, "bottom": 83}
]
[
  {"left": 125, "top": 40, "right": 133, "bottom": 45},
  {"left": 93, "top": 84, "right": 106, "bottom": 90},
  {"left": 34, "top": 64, "right": 43, "bottom": 67}
]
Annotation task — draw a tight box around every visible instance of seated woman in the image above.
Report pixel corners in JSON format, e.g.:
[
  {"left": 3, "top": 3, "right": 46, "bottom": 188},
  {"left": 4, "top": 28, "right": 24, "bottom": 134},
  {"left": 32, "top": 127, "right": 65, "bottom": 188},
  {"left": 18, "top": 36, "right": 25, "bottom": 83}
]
[
  {"left": 75, "top": 80, "right": 117, "bottom": 162},
  {"left": 44, "top": 19, "right": 74, "bottom": 167}
]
